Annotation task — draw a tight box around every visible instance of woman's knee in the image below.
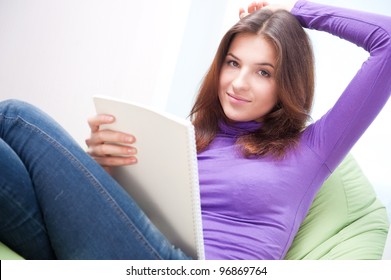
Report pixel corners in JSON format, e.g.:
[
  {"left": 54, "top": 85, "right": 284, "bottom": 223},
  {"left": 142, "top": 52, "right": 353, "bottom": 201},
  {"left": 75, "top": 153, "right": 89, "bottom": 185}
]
[{"left": 0, "top": 99, "right": 38, "bottom": 116}]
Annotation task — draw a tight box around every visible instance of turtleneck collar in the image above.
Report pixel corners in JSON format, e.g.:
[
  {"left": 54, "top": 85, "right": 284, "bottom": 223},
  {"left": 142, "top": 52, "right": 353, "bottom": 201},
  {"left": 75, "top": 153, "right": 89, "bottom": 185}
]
[{"left": 218, "top": 120, "right": 261, "bottom": 137}]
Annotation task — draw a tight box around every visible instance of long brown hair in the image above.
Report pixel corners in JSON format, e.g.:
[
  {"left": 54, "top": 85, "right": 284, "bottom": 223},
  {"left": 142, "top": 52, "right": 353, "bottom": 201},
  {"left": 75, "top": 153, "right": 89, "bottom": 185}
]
[{"left": 190, "top": 9, "right": 315, "bottom": 158}]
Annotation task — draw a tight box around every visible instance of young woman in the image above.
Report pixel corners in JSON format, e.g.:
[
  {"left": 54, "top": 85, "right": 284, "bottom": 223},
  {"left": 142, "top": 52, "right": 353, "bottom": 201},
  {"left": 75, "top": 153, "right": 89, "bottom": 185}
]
[{"left": 0, "top": 1, "right": 390, "bottom": 259}]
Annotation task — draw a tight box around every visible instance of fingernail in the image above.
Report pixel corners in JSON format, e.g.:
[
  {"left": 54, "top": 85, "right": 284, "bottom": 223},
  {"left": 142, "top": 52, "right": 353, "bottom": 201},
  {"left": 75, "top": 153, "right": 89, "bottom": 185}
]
[{"left": 105, "top": 115, "right": 114, "bottom": 122}]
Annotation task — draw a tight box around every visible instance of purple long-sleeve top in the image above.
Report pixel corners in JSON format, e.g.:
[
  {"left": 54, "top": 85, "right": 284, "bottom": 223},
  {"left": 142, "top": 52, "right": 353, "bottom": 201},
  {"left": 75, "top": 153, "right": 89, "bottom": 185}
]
[{"left": 198, "top": 0, "right": 391, "bottom": 259}]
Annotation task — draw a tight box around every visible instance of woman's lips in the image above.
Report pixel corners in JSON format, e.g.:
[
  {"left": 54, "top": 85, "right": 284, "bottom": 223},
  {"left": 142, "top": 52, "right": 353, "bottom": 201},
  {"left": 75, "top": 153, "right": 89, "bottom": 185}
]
[{"left": 227, "top": 92, "right": 251, "bottom": 103}]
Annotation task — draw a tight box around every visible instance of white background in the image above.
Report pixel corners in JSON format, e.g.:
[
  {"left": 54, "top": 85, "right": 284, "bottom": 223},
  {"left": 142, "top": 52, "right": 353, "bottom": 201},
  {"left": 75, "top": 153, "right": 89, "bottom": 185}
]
[{"left": 0, "top": 0, "right": 390, "bottom": 215}]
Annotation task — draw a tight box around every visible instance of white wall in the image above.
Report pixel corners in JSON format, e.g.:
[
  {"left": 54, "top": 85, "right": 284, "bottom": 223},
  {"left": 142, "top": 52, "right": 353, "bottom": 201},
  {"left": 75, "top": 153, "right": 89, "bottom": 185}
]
[
  {"left": 0, "top": 0, "right": 192, "bottom": 144},
  {"left": 0, "top": 0, "right": 390, "bottom": 213}
]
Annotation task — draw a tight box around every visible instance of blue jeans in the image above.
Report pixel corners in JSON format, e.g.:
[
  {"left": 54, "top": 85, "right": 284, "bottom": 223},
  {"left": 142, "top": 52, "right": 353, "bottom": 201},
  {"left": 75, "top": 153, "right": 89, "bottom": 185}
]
[{"left": 0, "top": 99, "right": 190, "bottom": 260}]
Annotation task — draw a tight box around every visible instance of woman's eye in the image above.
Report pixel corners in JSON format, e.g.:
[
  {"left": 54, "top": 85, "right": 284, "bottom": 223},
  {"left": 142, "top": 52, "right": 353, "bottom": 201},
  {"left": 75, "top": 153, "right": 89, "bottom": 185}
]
[
  {"left": 258, "top": 70, "right": 270, "bottom": 77},
  {"left": 228, "top": 60, "right": 239, "bottom": 68}
]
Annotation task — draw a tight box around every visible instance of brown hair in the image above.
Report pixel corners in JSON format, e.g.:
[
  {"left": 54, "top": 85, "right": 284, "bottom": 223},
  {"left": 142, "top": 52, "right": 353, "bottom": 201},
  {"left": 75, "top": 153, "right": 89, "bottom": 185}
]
[{"left": 190, "top": 9, "right": 315, "bottom": 158}]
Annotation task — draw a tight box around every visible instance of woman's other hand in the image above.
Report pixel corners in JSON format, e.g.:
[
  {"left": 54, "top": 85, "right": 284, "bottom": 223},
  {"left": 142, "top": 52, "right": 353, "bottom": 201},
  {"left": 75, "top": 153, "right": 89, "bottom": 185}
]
[
  {"left": 85, "top": 114, "right": 137, "bottom": 173},
  {"left": 239, "top": 1, "right": 296, "bottom": 19},
  {"left": 239, "top": 1, "right": 269, "bottom": 19}
]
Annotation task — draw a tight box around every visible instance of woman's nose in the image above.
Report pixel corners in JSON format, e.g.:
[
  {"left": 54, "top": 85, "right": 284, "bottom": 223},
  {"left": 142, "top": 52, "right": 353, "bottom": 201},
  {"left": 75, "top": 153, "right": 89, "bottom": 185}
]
[{"left": 232, "top": 70, "right": 250, "bottom": 93}]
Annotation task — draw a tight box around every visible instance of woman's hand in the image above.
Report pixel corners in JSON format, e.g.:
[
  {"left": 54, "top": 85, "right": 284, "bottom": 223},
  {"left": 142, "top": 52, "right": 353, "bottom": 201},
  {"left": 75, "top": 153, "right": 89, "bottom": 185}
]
[
  {"left": 239, "top": 1, "right": 296, "bottom": 19},
  {"left": 85, "top": 114, "right": 138, "bottom": 173},
  {"left": 239, "top": 1, "right": 270, "bottom": 19}
]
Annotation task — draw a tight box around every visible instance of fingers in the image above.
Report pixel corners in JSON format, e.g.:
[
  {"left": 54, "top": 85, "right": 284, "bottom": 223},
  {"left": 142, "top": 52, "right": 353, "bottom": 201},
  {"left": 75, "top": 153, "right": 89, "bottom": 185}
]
[
  {"left": 86, "top": 129, "right": 135, "bottom": 148},
  {"left": 257, "top": 1, "right": 270, "bottom": 10},
  {"left": 87, "top": 114, "right": 115, "bottom": 132},
  {"left": 86, "top": 114, "right": 138, "bottom": 168},
  {"left": 86, "top": 130, "right": 136, "bottom": 157},
  {"left": 87, "top": 140, "right": 136, "bottom": 157},
  {"left": 239, "top": 1, "right": 270, "bottom": 19},
  {"left": 248, "top": 1, "right": 258, "bottom": 14},
  {"left": 248, "top": 1, "right": 269, "bottom": 13},
  {"left": 91, "top": 153, "right": 138, "bottom": 167},
  {"left": 239, "top": 7, "right": 246, "bottom": 18},
  {"left": 86, "top": 135, "right": 138, "bottom": 167}
]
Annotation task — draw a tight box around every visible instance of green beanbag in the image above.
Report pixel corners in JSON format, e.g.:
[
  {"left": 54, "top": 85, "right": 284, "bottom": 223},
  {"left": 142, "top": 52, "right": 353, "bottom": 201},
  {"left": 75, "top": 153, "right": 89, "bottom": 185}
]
[
  {"left": 0, "top": 241, "right": 23, "bottom": 260},
  {"left": 285, "top": 154, "right": 389, "bottom": 259}
]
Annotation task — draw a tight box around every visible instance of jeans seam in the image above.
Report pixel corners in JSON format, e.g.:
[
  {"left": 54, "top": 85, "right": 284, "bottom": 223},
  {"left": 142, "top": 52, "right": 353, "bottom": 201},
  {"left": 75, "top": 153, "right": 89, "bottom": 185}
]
[{"left": 0, "top": 187, "right": 49, "bottom": 236}]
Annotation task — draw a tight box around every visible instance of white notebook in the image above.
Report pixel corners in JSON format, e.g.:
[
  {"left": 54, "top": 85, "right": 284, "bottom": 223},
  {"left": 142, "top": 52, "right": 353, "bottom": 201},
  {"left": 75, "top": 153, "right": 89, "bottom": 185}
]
[{"left": 93, "top": 95, "right": 204, "bottom": 260}]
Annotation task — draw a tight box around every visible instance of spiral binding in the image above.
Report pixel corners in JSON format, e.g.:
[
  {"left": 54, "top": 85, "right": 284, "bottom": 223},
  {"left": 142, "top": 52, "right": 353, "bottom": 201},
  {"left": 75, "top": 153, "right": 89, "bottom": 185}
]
[{"left": 186, "top": 124, "right": 205, "bottom": 260}]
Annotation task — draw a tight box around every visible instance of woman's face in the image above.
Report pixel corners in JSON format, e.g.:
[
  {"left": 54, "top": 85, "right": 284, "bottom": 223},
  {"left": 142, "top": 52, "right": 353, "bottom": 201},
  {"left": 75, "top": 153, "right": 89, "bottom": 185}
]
[{"left": 218, "top": 33, "right": 278, "bottom": 122}]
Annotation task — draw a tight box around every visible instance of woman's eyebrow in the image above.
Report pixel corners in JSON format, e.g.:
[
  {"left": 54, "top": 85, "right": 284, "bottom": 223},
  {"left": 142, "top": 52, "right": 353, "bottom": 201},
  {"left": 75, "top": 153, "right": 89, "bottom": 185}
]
[{"left": 256, "top": 62, "right": 275, "bottom": 69}]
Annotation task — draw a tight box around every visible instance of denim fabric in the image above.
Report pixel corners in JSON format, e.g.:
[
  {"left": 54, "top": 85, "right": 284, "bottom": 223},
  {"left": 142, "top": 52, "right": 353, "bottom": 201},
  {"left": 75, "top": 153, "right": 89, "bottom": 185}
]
[{"left": 0, "top": 99, "right": 190, "bottom": 260}]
